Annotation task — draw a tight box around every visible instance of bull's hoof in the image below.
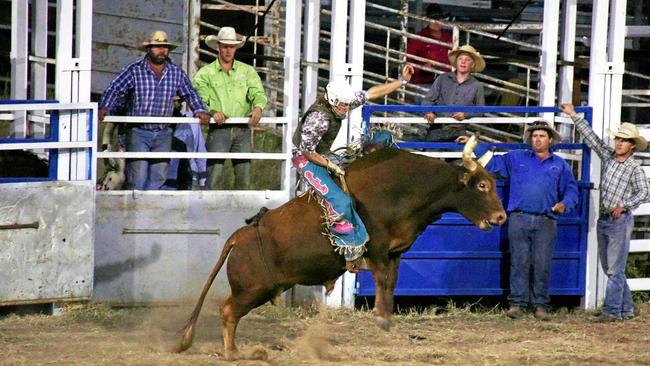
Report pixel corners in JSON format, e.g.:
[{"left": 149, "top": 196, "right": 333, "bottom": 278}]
[
  {"left": 376, "top": 317, "right": 391, "bottom": 331},
  {"left": 224, "top": 349, "right": 239, "bottom": 361}
]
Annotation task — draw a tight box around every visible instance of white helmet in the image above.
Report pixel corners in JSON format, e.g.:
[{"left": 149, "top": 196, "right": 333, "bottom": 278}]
[{"left": 326, "top": 80, "right": 355, "bottom": 106}]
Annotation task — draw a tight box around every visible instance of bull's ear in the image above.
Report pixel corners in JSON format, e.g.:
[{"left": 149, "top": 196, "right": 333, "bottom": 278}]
[{"left": 460, "top": 172, "right": 471, "bottom": 186}]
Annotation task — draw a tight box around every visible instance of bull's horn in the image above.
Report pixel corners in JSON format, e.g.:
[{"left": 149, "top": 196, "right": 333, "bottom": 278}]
[
  {"left": 462, "top": 135, "right": 478, "bottom": 172},
  {"left": 477, "top": 149, "right": 494, "bottom": 167}
]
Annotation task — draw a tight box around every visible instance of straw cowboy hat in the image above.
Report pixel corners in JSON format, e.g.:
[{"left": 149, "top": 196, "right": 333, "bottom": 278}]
[
  {"left": 523, "top": 120, "right": 562, "bottom": 144},
  {"left": 607, "top": 122, "right": 648, "bottom": 151},
  {"left": 448, "top": 45, "right": 486, "bottom": 73},
  {"left": 138, "top": 30, "right": 177, "bottom": 51},
  {"left": 205, "top": 27, "right": 245, "bottom": 50}
]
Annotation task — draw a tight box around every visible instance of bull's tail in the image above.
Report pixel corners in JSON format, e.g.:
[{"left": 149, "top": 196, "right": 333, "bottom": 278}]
[{"left": 174, "top": 235, "right": 235, "bottom": 353}]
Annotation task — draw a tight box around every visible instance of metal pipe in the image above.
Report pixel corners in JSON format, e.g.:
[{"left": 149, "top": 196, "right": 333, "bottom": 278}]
[
  {"left": 122, "top": 229, "right": 220, "bottom": 235},
  {"left": 0, "top": 222, "right": 40, "bottom": 230}
]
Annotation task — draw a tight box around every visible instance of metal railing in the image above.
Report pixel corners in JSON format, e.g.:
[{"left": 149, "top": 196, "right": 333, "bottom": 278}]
[
  {"left": 362, "top": 104, "right": 650, "bottom": 295},
  {"left": 0, "top": 100, "right": 97, "bottom": 183},
  {"left": 99, "top": 116, "right": 293, "bottom": 192}
]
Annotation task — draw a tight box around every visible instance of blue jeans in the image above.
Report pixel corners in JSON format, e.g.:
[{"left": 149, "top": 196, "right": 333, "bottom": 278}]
[
  {"left": 597, "top": 212, "right": 634, "bottom": 320},
  {"left": 507, "top": 212, "right": 557, "bottom": 309},
  {"left": 292, "top": 154, "right": 368, "bottom": 260},
  {"left": 206, "top": 126, "right": 251, "bottom": 190},
  {"left": 124, "top": 127, "right": 172, "bottom": 190}
]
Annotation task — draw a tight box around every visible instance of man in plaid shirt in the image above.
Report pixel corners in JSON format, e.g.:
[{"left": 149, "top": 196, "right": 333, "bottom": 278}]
[
  {"left": 561, "top": 103, "right": 649, "bottom": 322},
  {"left": 99, "top": 30, "right": 210, "bottom": 190}
]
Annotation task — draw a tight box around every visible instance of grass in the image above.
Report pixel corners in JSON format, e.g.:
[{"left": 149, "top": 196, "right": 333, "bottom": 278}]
[{"left": 1, "top": 300, "right": 649, "bottom": 365}]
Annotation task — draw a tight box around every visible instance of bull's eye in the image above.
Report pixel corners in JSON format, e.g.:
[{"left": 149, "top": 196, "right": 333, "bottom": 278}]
[{"left": 477, "top": 181, "right": 489, "bottom": 192}]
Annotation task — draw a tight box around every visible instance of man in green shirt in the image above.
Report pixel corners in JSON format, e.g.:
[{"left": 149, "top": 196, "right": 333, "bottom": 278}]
[{"left": 193, "top": 27, "right": 268, "bottom": 189}]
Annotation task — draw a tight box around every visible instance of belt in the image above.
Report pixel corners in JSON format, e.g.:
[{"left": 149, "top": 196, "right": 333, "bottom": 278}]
[
  {"left": 599, "top": 211, "right": 626, "bottom": 219},
  {"left": 510, "top": 210, "right": 554, "bottom": 219}
]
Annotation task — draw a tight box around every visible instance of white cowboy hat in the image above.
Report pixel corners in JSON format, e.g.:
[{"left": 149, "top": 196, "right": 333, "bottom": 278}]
[
  {"left": 607, "top": 122, "right": 648, "bottom": 151},
  {"left": 448, "top": 44, "right": 486, "bottom": 73},
  {"left": 205, "top": 27, "right": 245, "bottom": 50},
  {"left": 523, "top": 120, "right": 562, "bottom": 144},
  {"left": 138, "top": 30, "right": 177, "bottom": 51}
]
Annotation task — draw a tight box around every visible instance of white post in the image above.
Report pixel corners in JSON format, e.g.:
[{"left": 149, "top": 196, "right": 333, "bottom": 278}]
[
  {"left": 31, "top": 0, "right": 49, "bottom": 138},
  {"left": 282, "top": 0, "right": 302, "bottom": 194},
  {"left": 187, "top": 0, "right": 202, "bottom": 78},
  {"left": 31, "top": 0, "right": 49, "bottom": 101},
  {"left": 329, "top": 0, "right": 349, "bottom": 82},
  {"left": 337, "top": 0, "right": 368, "bottom": 309},
  {"left": 347, "top": 0, "right": 366, "bottom": 147},
  {"left": 324, "top": 0, "right": 350, "bottom": 309},
  {"left": 301, "top": 0, "right": 321, "bottom": 111},
  {"left": 557, "top": 0, "right": 577, "bottom": 140},
  {"left": 584, "top": 0, "right": 610, "bottom": 310},
  {"left": 55, "top": 0, "right": 73, "bottom": 180},
  {"left": 538, "top": 0, "right": 560, "bottom": 122},
  {"left": 10, "top": 0, "right": 28, "bottom": 137},
  {"left": 73, "top": 0, "right": 93, "bottom": 180},
  {"left": 607, "top": 0, "right": 627, "bottom": 129}
]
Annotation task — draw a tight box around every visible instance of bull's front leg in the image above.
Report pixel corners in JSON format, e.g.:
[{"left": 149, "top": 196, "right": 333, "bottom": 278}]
[
  {"left": 369, "top": 259, "right": 392, "bottom": 331},
  {"left": 384, "top": 256, "right": 401, "bottom": 317}
]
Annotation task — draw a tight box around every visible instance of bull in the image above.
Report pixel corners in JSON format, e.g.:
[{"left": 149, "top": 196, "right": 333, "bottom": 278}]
[{"left": 175, "top": 136, "right": 507, "bottom": 360}]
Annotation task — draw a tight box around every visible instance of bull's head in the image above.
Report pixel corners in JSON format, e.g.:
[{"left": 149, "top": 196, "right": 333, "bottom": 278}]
[{"left": 456, "top": 136, "right": 506, "bottom": 231}]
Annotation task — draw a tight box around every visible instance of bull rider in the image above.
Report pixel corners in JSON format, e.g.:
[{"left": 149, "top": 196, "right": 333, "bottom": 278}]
[{"left": 292, "top": 64, "right": 415, "bottom": 273}]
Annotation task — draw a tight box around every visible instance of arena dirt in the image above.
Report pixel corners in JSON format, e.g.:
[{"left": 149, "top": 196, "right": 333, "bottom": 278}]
[{"left": 1, "top": 300, "right": 649, "bottom": 365}]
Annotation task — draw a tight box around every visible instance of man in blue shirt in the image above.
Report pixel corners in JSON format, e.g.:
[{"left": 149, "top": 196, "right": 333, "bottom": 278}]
[
  {"left": 99, "top": 30, "right": 210, "bottom": 190},
  {"left": 457, "top": 121, "right": 578, "bottom": 320}
]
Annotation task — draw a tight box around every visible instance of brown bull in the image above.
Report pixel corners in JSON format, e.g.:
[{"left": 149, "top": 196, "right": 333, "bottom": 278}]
[{"left": 176, "top": 136, "right": 506, "bottom": 360}]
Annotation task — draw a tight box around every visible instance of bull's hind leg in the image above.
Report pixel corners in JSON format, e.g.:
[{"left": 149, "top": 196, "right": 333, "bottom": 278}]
[
  {"left": 220, "top": 288, "right": 277, "bottom": 361},
  {"left": 220, "top": 297, "right": 243, "bottom": 361}
]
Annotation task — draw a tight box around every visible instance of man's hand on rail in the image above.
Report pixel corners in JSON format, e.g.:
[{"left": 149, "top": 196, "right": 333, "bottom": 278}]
[
  {"left": 249, "top": 107, "right": 263, "bottom": 128},
  {"left": 559, "top": 103, "right": 577, "bottom": 117},
  {"left": 196, "top": 111, "right": 211, "bottom": 125},
  {"left": 212, "top": 111, "right": 227, "bottom": 125},
  {"left": 98, "top": 108, "right": 108, "bottom": 122},
  {"left": 401, "top": 64, "right": 414, "bottom": 82},
  {"left": 452, "top": 112, "right": 466, "bottom": 121},
  {"left": 425, "top": 112, "right": 437, "bottom": 123},
  {"left": 454, "top": 135, "right": 469, "bottom": 144}
]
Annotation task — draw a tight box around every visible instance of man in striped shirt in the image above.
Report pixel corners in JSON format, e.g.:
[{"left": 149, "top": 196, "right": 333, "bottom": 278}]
[
  {"left": 561, "top": 103, "right": 649, "bottom": 322},
  {"left": 99, "top": 30, "right": 210, "bottom": 190}
]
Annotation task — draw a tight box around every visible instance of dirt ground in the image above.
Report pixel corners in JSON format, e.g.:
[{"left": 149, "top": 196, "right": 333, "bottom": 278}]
[{"left": 1, "top": 300, "right": 649, "bottom": 366}]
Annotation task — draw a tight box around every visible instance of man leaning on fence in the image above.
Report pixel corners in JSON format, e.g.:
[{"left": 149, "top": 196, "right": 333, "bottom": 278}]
[
  {"left": 98, "top": 30, "right": 210, "bottom": 190},
  {"left": 192, "top": 27, "right": 268, "bottom": 190},
  {"left": 421, "top": 44, "right": 486, "bottom": 142},
  {"left": 561, "top": 103, "right": 650, "bottom": 322}
]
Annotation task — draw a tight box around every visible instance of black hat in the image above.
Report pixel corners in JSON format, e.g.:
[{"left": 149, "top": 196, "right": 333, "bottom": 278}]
[{"left": 426, "top": 4, "right": 450, "bottom": 20}]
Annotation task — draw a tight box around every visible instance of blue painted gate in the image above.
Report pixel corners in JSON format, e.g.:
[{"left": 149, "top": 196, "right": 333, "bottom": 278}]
[{"left": 356, "top": 105, "right": 593, "bottom": 298}]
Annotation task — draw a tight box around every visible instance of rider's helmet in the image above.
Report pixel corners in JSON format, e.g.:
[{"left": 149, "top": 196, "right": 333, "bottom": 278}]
[{"left": 325, "top": 80, "right": 355, "bottom": 106}]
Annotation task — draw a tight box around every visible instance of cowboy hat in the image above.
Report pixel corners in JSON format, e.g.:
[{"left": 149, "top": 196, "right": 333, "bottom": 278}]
[
  {"left": 523, "top": 120, "right": 562, "bottom": 144},
  {"left": 205, "top": 27, "right": 245, "bottom": 50},
  {"left": 138, "top": 30, "right": 177, "bottom": 51},
  {"left": 607, "top": 122, "right": 648, "bottom": 151},
  {"left": 448, "top": 45, "right": 485, "bottom": 73}
]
